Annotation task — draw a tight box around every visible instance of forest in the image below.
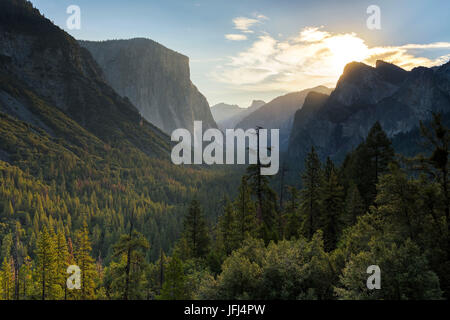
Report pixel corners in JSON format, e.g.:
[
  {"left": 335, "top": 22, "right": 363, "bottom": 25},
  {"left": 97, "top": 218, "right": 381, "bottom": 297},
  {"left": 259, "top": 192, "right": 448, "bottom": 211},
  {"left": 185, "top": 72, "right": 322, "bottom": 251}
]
[{"left": 0, "top": 110, "right": 448, "bottom": 300}]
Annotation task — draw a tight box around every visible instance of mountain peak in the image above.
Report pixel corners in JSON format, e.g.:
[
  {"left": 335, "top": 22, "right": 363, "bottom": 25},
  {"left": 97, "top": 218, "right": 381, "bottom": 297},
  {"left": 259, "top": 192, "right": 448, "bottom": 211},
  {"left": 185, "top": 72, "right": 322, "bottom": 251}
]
[
  {"left": 249, "top": 100, "right": 266, "bottom": 109},
  {"left": 375, "top": 60, "right": 408, "bottom": 84},
  {"left": 342, "top": 61, "right": 373, "bottom": 78},
  {"left": 211, "top": 103, "right": 240, "bottom": 110},
  {"left": 333, "top": 61, "right": 400, "bottom": 107}
]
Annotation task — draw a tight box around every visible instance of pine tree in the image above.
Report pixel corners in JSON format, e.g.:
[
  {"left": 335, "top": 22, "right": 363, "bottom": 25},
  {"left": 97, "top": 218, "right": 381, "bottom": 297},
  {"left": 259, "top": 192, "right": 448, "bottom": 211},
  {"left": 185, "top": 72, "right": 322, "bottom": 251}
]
[
  {"left": 183, "top": 199, "right": 210, "bottom": 259},
  {"left": 19, "top": 256, "right": 33, "bottom": 299},
  {"left": 324, "top": 157, "right": 336, "bottom": 181},
  {"left": 299, "top": 146, "right": 323, "bottom": 239},
  {"left": 343, "top": 182, "right": 365, "bottom": 227},
  {"left": 283, "top": 186, "right": 301, "bottom": 239},
  {"left": 5, "top": 200, "right": 14, "bottom": 217},
  {"left": 159, "top": 249, "right": 165, "bottom": 294},
  {"left": 365, "top": 122, "right": 395, "bottom": 181},
  {"left": 246, "top": 164, "right": 279, "bottom": 242},
  {"left": 218, "top": 198, "right": 238, "bottom": 256},
  {"left": 112, "top": 230, "right": 149, "bottom": 300},
  {"left": 0, "top": 233, "right": 12, "bottom": 264},
  {"left": 0, "top": 257, "right": 14, "bottom": 300},
  {"left": 74, "top": 221, "right": 96, "bottom": 299},
  {"left": 363, "top": 121, "right": 395, "bottom": 205},
  {"left": 158, "top": 255, "right": 189, "bottom": 300},
  {"left": 234, "top": 176, "right": 258, "bottom": 241},
  {"left": 35, "top": 226, "right": 57, "bottom": 300},
  {"left": 55, "top": 229, "right": 69, "bottom": 299},
  {"left": 320, "top": 170, "right": 344, "bottom": 251}
]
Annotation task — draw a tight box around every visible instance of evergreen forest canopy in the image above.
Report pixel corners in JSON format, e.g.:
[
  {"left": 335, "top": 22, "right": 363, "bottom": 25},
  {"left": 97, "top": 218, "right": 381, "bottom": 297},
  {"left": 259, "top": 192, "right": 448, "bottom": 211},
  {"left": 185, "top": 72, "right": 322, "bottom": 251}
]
[{"left": 0, "top": 113, "right": 449, "bottom": 300}]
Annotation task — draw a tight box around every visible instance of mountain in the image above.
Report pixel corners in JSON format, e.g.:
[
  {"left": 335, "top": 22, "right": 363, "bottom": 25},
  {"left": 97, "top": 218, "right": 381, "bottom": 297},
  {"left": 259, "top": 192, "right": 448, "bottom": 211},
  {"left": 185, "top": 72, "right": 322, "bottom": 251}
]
[
  {"left": 210, "top": 103, "right": 240, "bottom": 127},
  {"left": 0, "top": 1, "right": 171, "bottom": 158},
  {"left": 211, "top": 100, "right": 265, "bottom": 130},
  {"left": 286, "top": 60, "right": 450, "bottom": 175},
  {"left": 236, "top": 86, "right": 332, "bottom": 150},
  {"left": 0, "top": 0, "right": 238, "bottom": 261},
  {"left": 79, "top": 39, "right": 217, "bottom": 134}
]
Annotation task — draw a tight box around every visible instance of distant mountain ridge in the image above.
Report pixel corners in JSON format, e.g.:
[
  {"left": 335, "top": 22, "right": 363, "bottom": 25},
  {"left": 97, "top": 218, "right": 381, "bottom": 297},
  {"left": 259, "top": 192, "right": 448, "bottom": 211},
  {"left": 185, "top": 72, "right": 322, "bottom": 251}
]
[
  {"left": 236, "top": 86, "right": 332, "bottom": 150},
  {"left": 0, "top": 1, "right": 170, "bottom": 158},
  {"left": 80, "top": 38, "right": 217, "bottom": 134},
  {"left": 286, "top": 59, "right": 450, "bottom": 174},
  {"left": 211, "top": 100, "right": 265, "bottom": 130}
]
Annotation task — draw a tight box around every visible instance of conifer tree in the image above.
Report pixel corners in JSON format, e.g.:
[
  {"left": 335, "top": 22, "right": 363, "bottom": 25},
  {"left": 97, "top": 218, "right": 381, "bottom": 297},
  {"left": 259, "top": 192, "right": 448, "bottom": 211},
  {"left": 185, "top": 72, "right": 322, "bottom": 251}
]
[
  {"left": 320, "top": 170, "right": 344, "bottom": 251},
  {"left": 363, "top": 121, "right": 395, "bottom": 205},
  {"left": 234, "top": 176, "right": 258, "bottom": 241},
  {"left": 19, "top": 256, "right": 33, "bottom": 299},
  {"left": 343, "top": 182, "right": 365, "bottom": 227},
  {"left": 112, "top": 230, "right": 149, "bottom": 300},
  {"left": 283, "top": 186, "right": 301, "bottom": 239},
  {"left": 324, "top": 157, "right": 336, "bottom": 181},
  {"left": 299, "top": 146, "right": 323, "bottom": 239},
  {"left": 55, "top": 229, "right": 69, "bottom": 299},
  {"left": 74, "top": 221, "right": 96, "bottom": 299},
  {"left": 0, "top": 257, "right": 14, "bottom": 300},
  {"left": 365, "top": 121, "right": 395, "bottom": 181},
  {"left": 246, "top": 164, "right": 279, "bottom": 242},
  {"left": 35, "top": 226, "right": 57, "bottom": 300},
  {"left": 183, "top": 199, "right": 210, "bottom": 259},
  {"left": 218, "top": 198, "right": 238, "bottom": 256},
  {"left": 158, "top": 255, "right": 189, "bottom": 300}
]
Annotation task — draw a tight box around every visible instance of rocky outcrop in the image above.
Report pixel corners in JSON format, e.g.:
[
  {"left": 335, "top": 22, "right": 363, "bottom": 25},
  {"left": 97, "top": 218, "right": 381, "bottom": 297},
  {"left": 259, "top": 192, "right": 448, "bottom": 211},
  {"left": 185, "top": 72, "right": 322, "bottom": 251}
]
[
  {"left": 287, "top": 60, "right": 450, "bottom": 171},
  {"left": 80, "top": 39, "right": 217, "bottom": 134}
]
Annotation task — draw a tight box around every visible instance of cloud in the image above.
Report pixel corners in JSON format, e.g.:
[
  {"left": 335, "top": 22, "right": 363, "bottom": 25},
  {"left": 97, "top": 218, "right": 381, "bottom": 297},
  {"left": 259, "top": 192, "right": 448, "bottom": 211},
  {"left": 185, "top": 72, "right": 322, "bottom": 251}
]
[
  {"left": 232, "top": 15, "right": 268, "bottom": 34},
  {"left": 296, "top": 26, "right": 330, "bottom": 42},
  {"left": 225, "top": 34, "right": 248, "bottom": 41},
  {"left": 214, "top": 26, "right": 450, "bottom": 93},
  {"left": 232, "top": 17, "right": 259, "bottom": 33}
]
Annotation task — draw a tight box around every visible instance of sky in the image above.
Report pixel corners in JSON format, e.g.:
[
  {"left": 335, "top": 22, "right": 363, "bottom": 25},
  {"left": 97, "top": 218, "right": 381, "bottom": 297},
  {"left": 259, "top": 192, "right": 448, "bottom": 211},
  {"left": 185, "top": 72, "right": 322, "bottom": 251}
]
[{"left": 29, "top": 0, "right": 450, "bottom": 108}]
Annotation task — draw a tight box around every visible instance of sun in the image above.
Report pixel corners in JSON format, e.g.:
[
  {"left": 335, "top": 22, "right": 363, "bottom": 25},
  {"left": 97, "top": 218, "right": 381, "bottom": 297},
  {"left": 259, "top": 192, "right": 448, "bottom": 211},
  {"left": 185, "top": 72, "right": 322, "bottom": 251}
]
[{"left": 324, "top": 33, "right": 370, "bottom": 75}]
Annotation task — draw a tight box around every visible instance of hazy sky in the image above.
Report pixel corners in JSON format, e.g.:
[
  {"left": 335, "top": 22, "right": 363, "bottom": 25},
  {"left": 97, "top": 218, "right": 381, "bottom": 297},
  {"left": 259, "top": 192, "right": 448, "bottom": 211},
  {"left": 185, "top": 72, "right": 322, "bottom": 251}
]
[{"left": 30, "top": 0, "right": 450, "bottom": 107}]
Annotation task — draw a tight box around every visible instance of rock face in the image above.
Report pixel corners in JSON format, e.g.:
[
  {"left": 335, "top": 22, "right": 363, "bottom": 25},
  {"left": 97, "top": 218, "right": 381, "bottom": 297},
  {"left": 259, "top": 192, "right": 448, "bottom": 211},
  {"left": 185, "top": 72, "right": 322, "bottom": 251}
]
[
  {"left": 211, "top": 100, "right": 265, "bottom": 130},
  {"left": 0, "top": 0, "right": 170, "bottom": 157},
  {"left": 287, "top": 60, "right": 450, "bottom": 172},
  {"left": 79, "top": 39, "right": 217, "bottom": 134},
  {"left": 236, "top": 86, "right": 332, "bottom": 150}
]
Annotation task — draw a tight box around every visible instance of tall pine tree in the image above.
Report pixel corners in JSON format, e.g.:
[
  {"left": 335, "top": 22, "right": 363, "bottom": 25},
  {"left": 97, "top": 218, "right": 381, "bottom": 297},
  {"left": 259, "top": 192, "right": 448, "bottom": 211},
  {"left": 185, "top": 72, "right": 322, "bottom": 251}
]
[
  {"left": 299, "top": 146, "right": 323, "bottom": 239},
  {"left": 183, "top": 199, "right": 210, "bottom": 259}
]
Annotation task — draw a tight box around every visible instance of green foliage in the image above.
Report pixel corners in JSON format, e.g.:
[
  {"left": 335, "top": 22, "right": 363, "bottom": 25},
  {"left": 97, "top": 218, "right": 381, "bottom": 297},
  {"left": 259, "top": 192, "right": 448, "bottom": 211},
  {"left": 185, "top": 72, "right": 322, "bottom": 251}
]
[
  {"left": 158, "top": 255, "right": 189, "bottom": 300},
  {"left": 320, "top": 169, "right": 344, "bottom": 251},
  {"left": 299, "top": 146, "right": 323, "bottom": 239},
  {"left": 109, "top": 230, "right": 150, "bottom": 300},
  {"left": 341, "top": 121, "right": 395, "bottom": 209},
  {"left": 199, "top": 234, "right": 333, "bottom": 300},
  {"left": 336, "top": 239, "right": 442, "bottom": 300},
  {"left": 182, "top": 200, "right": 210, "bottom": 260}
]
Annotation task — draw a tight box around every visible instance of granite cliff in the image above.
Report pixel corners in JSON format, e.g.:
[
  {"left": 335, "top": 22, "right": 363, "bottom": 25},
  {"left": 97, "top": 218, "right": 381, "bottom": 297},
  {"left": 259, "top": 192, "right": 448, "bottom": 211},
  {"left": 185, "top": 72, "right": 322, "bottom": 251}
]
[{"left": 80, "top": 39, "right": 217, "bottom": 134}]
